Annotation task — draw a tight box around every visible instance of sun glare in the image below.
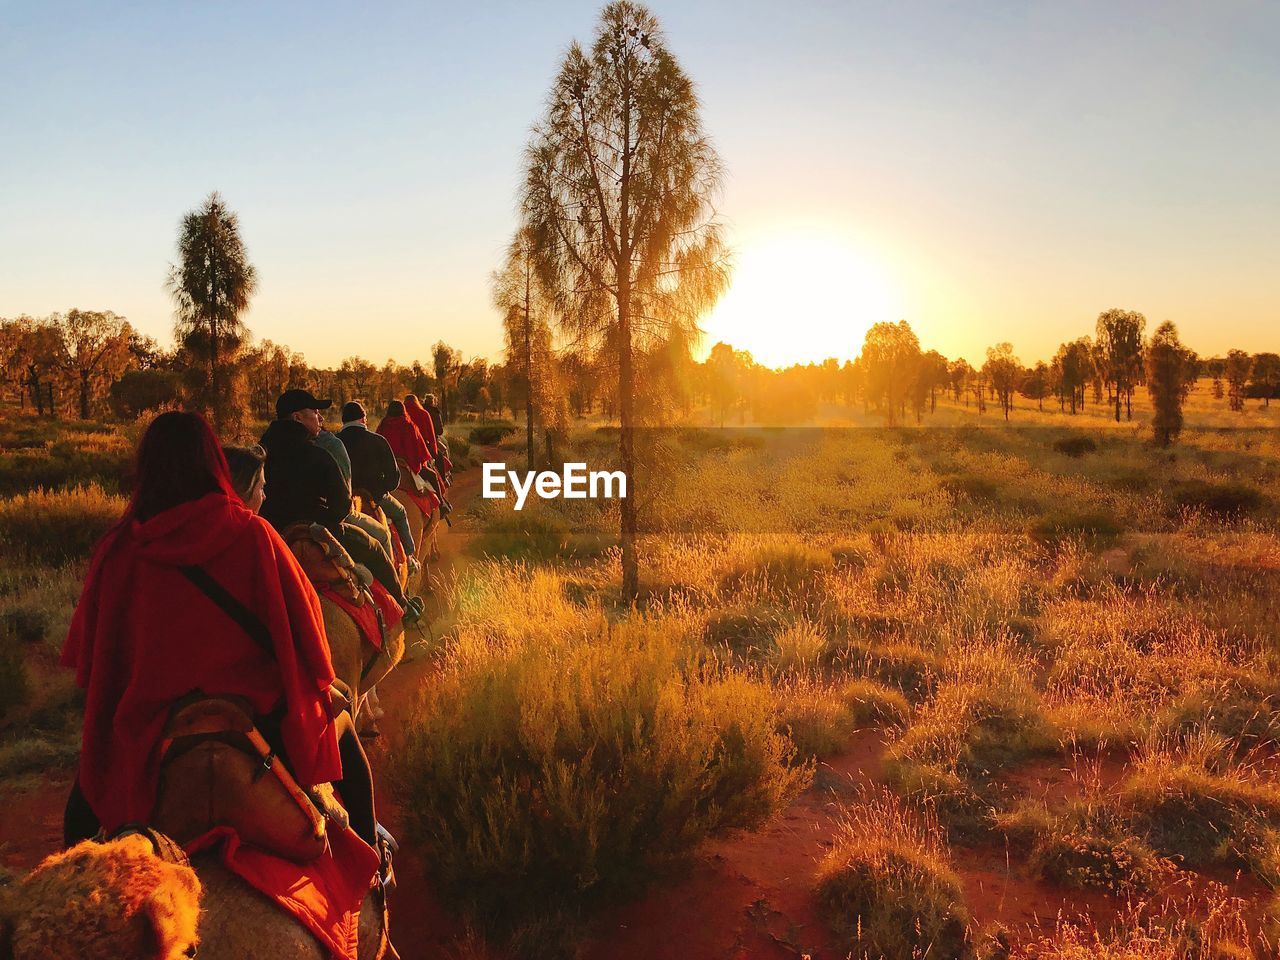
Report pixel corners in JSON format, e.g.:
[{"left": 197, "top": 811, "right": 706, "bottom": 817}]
[{"left": 701, "top": 231, "right": 900, "bottom": 369}]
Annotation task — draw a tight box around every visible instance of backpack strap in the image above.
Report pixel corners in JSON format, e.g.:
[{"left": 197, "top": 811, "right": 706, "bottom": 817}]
[{"left": 179, "top": 565, "right": 273, "bottom": 656}]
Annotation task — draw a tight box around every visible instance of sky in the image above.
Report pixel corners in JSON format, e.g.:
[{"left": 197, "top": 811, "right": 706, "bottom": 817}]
[{"left": 1, "top": 0, "right": 1277, "bottom": 370}]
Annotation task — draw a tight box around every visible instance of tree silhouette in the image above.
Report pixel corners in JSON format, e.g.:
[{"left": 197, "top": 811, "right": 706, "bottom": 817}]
[
  {"left": 860, "top": 321, "right": 922, "bottom": 425},
  {"left": 1146, "top": 321, "right": 1190, "bottom": 446},
  {"left": 168, "top": 192, "right": 257, "bottom": 429},
  {"left": 56, "top": 309, "right": 134, "bottom": 418},
  {"left": 522, "top": 1, "right": 729, "bottom": 600},
  {"left": 1094, "top": 308, "right": 1146, "bottom": 422},
  {"left": 493, "top": 226, "right": 556, "bottom": 467}
]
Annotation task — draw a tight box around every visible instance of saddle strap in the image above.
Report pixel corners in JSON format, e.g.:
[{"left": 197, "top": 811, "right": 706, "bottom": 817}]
[{"left": 179, "top": 565, "right": 273, "bottom": 656}]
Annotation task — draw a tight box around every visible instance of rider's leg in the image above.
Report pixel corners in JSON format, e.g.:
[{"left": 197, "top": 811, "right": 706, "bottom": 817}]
[
  {"left": 338, "top": 522, "right": 410, "bottom": 609},
  {"left": 377, "top": 494, "right": 416, "bottom": 556},
  {"left": 346, "top": 510, "right": 393, "bottom": 560},
  {"left": 332, "top": 711, "right": 376, "bottom": 847},
  {"left": 63, "top": 775, "right": 101, "bottom": 847}
]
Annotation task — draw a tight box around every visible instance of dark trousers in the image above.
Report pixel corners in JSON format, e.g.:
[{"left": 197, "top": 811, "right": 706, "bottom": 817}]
[{"left": 339, "top": 521, "right": 408, "bottom": 607}]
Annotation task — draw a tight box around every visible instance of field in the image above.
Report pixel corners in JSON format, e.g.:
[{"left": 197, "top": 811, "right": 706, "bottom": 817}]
[{"left": 2, "top": 385, "right": 1279, "bottom": 959}]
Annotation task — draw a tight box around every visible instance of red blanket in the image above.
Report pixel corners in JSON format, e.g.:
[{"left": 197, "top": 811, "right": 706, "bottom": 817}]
[
  {"left": 188, "top": 825, "right": 379, "bottom": 960},
  {"left": 377, "top": 415, "right": 429, "bottom": 474},
  {"left": 398, "top": 483, "right": 439, "bottom": 519},
  {"left": 318, "top": 582, "right": 402, "bottom": 653},
  {"left": 61, "top": 493, "right": 375, "bottom": 959}
]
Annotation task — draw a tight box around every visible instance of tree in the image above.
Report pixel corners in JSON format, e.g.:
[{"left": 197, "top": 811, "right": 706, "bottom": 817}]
[
  {"left": 948, "top": 359, "right": 973, "bottom": 406},
  {"left": 493, "top": 226, "right": 556, "bottom": 466},
  {"left": 522, "top": 2, "right": 729, "bottom": 601},
  {"left": 56, "top": 309, "right": 134, "bottom": 418},
  {"left": 1249, "top": 353, "right": 1280, "bottom": 407},
  {"left": 860, "top": 321, "right": 921, "bottom": 426},
  {"left": 168, "top": 192, "right": 258, "bottom": 428},
  {"left": 1020, "top": 361, "right": 1051, "bottom": 412},
  {"left": 983, "top": 342, "right": 1022, "bottom": 420},
  {"left": 432, "top": 342, "right": 460, "bottom": 422},
  {"left": 1146, "top": 321, "right": 1190, "bottom": 446},
  {"left": 1225, "top": 349, "right": 1252, "bottom": 412},
  {"left": 8, "top": 317, "right": 62, "bottom": 415},
  {"left": 1094, "top": 308, "right": 1146, "bottom": 422}
]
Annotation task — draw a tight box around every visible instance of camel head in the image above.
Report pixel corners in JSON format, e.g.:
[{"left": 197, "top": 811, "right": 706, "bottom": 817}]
[{"left": 0, "top": 834, "right": 201, "bottom": 960}]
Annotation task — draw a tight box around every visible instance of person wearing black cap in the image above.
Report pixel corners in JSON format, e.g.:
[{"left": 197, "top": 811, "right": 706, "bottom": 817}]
[
  {"left": 260, "top": 390, "right": 422, "bottom": 621},
  {"left": 337, "top": 401, "right": 417, "bottom": 563}
]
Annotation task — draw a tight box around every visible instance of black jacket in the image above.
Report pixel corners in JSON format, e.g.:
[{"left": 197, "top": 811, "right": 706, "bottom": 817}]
[
  {"left": 338, "top": 423, "right": 400, "bottom": 499},
  {"left": 259, "top": 418, "right": 352, "bottom": 537}
]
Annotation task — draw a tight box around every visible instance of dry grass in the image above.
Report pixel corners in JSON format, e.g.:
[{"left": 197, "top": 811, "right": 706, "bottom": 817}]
[{"left": 816, "top": 789, "right": 973, "bottom": 960}]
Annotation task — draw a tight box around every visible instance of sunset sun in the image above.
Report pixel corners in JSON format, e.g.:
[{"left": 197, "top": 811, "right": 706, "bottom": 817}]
[{"left": 701, "top": 230, "right": 901, "bottom": 369}]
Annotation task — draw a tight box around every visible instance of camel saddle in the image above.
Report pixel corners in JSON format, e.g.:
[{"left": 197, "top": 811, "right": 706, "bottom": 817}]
[
  {"left": 283, "top": 522, "right": 364, "bottom": 603},
  {"left": 150, "top": 694, "right": 330, "bottom": 864}
]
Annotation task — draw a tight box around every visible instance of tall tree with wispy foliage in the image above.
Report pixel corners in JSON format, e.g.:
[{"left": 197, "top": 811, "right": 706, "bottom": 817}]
[
  {"left": 168, "top": 192, "right": 257, "bottom": 428},
  {"left": 1095, "top": 308, "right": 1146, "bottom": 422},
  {"left": 522, "top": 2, "right": 730, "bottom": 600},
  {"left": 493, "top": 226, "right": 556, "bottom": 468}
]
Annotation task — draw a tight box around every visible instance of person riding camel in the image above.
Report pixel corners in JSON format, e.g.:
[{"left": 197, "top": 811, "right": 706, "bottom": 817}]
[
  {"left": 259, "top": 389, "right": 423, "bottom": 622},
  {"left": 423, "top": 393, "right": 453, "bottom": 486},
  {"left": 376, "top": 399, "right": 430, "bottom": 476},
  {"left": 60, "top": 411, "right": 387, "bottom": 960},
  {"left": 222, "top": 442, "right": 380, "bottom": 846},
  {"left": 315, "top": 405, "right": 420, "bottom": 581},
  {"left": 403, "top": 394, "right": 452, "bottom": 514},
  {"left": 337, "top": 401, "right": 418, "bottom": 560}
]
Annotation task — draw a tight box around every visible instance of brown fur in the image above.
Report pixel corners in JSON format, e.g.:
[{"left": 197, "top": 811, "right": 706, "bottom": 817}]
[
  {"left": 1, "top": 835, "right": 201, "bottom": 960},
  {"left": 0, "top": 841, "right": 386, "bottom": 960}
]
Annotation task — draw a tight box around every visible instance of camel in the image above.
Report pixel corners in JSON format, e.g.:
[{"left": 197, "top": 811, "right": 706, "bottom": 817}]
[
  {"left": 0, "top": 834, "right": 388, "bottom": 960},
  {"left": 283, "top": 525, "right": 406, "bottom": 725},
  {"left": 387, "top": 461, "right": 440, "bottom": 570},
  {"left": 189, "top": 855, "right": 387, "bottom": 960}
]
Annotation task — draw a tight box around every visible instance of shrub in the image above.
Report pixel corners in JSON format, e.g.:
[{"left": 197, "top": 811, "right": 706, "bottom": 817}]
[
  {"left": 1030, "top": 510, "right": 1123, "bottom": 548},
  {"left": 473, "top": 510, "right": 573, "bottom": 562},
  {"left": 1168, "top": 480, "right": 1264, "bottom": 519},
  {"left": 0, "top": 735, "right": 78, "bottom": 778},
  {"left": 391, "top": 580, "right": 808, "bottom": 941},
  {"left": 0, "top": 628, "right": 30, "bottom": 718},
  {"left": 0, "top": 485, "right": 124, "bottom": 565},
  {"left": 718, "top": 542, "right": 832, "bottom": 598},
  {"left": 842, "top": 678, "right": 911, "bottom": 728},
  {"left": 775, "top": 677, "right": 857, "bottom": 760},
  {"left": 1029, "top": 803, "right": 1167, "bottom": 896},
  {"left": 702, "top": 604, "right": 793, "bottom": 663},
  {"left": 815, "top": 791, "right": 973, "bottom": 960},
  {"left": 941, "top": 473, "right": 1001, "bottom": 502},
  {"left": 844, "top": 640, "right": 944, "bottom": 701},
  {"left": 468, "top": 424, "right": 517, "bottom": 446},
  {"left": 0, "top": 607, "right": 50, "bottom": 645},
  {"left": 772, "top": 618, "right": 828, "bottom": 672},
  {"left": 1053, "top": 436, "right": 1098, "bottom": 458},
  {"left": 1122, "top": 734, "right": 1280, "bottom": 870},
  {"left": 889, "top": 679, "right": 1054, "bottom": 777}
]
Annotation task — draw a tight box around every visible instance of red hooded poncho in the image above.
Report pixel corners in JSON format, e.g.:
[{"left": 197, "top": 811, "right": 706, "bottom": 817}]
[
  {"left": 377, "top": 414, "right": 429, "bottom": 474},
  {"left": 62, "top": 492, "right": 377, "bottom": 959},
  {"left": 404, "top": 396, "right": 439, "bottom": 456}
]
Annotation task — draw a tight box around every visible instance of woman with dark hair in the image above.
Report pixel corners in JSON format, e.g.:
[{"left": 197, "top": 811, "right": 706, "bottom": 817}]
[{"left": 61, "top": 411, "right": 381, "bottom": 960}]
